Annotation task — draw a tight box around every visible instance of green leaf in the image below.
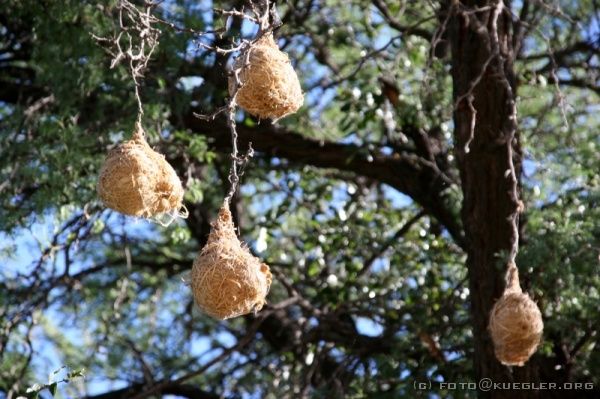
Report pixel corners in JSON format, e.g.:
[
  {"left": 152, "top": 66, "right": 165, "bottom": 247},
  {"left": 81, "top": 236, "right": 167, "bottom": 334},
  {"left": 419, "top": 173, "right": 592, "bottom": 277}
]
[
  {"left": 67, "top": 368, "right": 85, "bottom": 378},
  {"left": 308, "top": 262, "right": 320, "bottom": 277},
  {"left": 49, "top": 382, "right": 58, "bottom": 396}
]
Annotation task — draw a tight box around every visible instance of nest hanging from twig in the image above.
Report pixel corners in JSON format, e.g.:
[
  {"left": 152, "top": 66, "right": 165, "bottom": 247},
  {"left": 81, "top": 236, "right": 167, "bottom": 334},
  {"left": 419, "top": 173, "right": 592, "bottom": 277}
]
[
  {"left": 229, "top": 34, "right": 303, "bottom": 120},
  {"left": 97, "top": 124, "right": 184, "bottom": 218},
  {"left": 489, "top": 264, "right": 543, "bottom": 366},
  {"left": 190, "top": 203, "right": 272, "bottom": 320}
]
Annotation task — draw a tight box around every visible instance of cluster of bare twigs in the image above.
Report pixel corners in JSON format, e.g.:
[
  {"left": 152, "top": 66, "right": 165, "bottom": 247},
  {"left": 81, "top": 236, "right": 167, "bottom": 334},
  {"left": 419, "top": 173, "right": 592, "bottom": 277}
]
[
  {"left": 193, "top": 0, "right": 281, "bottom": 202},
  {"left": 93, "top": 0, "right": 279, "bottom": 201},
  {"left": 428, "top": 0, "right": 523, "bottom": 281},
  {"left": 424, "top": 0, "right": 572, "bottom": 139},
  {"left": 92, "top": 0, "right": 162, "bottom": 125},
  {"left": 0, "top": 210, "right": 100, "bottom": 397},
  {"left": 450, "top": 1, "right": 524, "bottom": 271},
  {"left": 438, "top": 0, "right": 575, "bottom": 276}
]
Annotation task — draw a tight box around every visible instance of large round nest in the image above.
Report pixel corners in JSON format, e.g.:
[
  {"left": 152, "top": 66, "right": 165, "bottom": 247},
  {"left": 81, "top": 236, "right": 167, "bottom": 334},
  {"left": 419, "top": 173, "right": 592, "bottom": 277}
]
[
  {"left": 488, "top": 266, "right": 543, "bottom": 366},
  {"left": 190, "top": 204, "right": 272, "bottom": 320},
  {"left": 229, "top": 34, "right": 303, "bottom": 120},
  {"left": 97, "top": 125, "right": 184, "bottom": 218}
]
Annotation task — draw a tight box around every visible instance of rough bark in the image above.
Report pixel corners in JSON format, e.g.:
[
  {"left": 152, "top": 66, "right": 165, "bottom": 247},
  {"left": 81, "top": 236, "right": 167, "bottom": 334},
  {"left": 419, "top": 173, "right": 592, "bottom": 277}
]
[{"left": 449, "top": 1, "right": 539, "bottom": 397}]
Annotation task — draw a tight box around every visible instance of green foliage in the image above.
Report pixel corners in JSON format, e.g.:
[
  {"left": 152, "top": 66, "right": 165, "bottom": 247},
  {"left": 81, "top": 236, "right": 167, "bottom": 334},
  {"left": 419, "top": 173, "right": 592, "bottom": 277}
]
[
  {"left": 20, "top": 367, "right": 85, "bottom": 399},
  {"left": 0, "top": 0, "right": 598, "bottom": 398}
]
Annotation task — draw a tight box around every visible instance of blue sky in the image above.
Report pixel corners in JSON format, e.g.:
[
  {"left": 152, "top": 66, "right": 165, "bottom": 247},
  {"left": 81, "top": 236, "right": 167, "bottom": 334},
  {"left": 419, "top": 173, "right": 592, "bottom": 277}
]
[
  {"left": 4, "top": 0, "right": 597, "bottom": 397},
  {"left": 1, "top": 175, "right": 414, "bottom": 396}
]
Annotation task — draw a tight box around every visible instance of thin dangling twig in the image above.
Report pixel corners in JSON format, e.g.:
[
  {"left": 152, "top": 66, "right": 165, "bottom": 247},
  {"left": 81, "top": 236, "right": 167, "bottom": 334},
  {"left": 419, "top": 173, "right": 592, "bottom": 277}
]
[
  {"left": 223, "top": 77, "right": 255, "bottom": 203},
  {"left": 487, "top": 1, "right": 523, "bottom": 287},
  {"left": 133, "top": 78, "right": 144, "bottom": 133},
  {"left": 193, "top": 0, "right": 281, "bottom": 204},
  {"left": 489, "top": 0, "right": 522, "bottom": 283},
  {"left": 452, "top": 1, "right": 523, "bottom": 288},
  {"left": 92, "top": 0, "right": 161, "bottom": 139},
  {"left": 221, "top": 0, "right": 273, "bottom": 203},
  {"left": 505, "top": 262, "right": 522, "bottom": 293}
]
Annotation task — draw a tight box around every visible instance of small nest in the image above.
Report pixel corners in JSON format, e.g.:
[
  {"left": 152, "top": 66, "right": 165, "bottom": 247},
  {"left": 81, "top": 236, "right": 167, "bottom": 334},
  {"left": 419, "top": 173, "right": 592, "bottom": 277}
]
[
  {"left": 229, "top": 34, "right": 303, "bottom": 120},
  {"left": 97, "top": 124, "right": 184, "bottom": 219},
  {"left": 190, "top": 204, "right": 272, "bottom": 320},
  {"left": 489, "top": 265, "right": 543, "bottom": 366}
]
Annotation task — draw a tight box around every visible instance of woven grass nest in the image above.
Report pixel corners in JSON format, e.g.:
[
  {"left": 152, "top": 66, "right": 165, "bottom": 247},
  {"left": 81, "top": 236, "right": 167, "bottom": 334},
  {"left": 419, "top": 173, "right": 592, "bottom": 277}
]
[
  {"left": 190, "top": 203, "right": 272, "bottom": 320},
  {"left": 97, "top": 124, "right": 184, "bottom": 219},
  {"left": 229, "top": 34, "right": 303, "bottom": 120},
  {"left": 489, "top": 264, "right": 543, "bottom": 366}
]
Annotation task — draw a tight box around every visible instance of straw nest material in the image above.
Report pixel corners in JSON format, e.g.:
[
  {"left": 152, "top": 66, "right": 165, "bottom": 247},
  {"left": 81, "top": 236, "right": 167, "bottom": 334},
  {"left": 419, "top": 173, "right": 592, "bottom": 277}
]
[
  {"left": 190, "top": 204, "right": 272, "bottom": 320},
  {"left": 489, "top": 264, "right": 543, "bottom": 366},
  {"left": 97, "top": 124, "right": 184, "bottom": 218},
  {"left": 229, "top": 34, "right": 303, "bottom": 120}
]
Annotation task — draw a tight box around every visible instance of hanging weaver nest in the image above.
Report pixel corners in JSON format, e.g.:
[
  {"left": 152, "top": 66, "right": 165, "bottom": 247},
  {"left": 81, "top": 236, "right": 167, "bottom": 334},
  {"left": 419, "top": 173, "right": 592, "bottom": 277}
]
[
  {"left": 97, "top": 123, "right": 185, "bottom": 219},
  {"left": 190, "top": 203, "right": 272, "bottom": 320},
  {"left": 229, "top": 34, "right": 303, "bottom": 120},
  {"left": 489, "top": 264, "right": 543, "bottom": 366}
]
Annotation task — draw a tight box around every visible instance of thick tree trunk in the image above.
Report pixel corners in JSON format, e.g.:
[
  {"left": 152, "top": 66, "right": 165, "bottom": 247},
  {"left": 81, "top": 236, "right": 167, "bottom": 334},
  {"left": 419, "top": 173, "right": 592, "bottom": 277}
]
[{"left": 449, "top": 1, "right": 540, "bottom": 397}]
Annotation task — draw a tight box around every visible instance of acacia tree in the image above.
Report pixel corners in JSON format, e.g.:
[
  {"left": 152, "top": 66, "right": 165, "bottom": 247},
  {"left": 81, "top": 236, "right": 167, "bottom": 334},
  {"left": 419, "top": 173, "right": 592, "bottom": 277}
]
[{"left": 0, "top": 0, "right": 599, "bottom": 398}]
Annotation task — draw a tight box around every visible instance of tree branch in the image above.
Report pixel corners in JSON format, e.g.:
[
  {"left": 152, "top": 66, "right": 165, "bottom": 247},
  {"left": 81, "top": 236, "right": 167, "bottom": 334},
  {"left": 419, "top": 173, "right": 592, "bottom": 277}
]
[
  {"left": 85, "top": 383, "right": 220, "bottom": 399},
  {"left": 357, "top": 210, "right": 426, "bottom": 277},
  {"left": 371, "top": 0, "right": 433, "bottom": 40},
  {"left": 178, "top": 114, "right": 466, "bottom": 250}
]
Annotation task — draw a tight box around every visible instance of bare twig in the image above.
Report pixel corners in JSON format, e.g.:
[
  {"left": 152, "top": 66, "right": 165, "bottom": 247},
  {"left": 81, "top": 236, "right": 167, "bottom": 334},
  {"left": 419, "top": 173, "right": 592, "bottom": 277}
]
[
  {"left": 504, "top": 5, "right": 571, "bottom": 129},
  {"left": 357, "top": 210, "right": 426, "bottom": 277},
  {"left": 453, "top": 1, "right": 522, "bottom": 280},
  {"left": 309, "top": 34, "right": 403, "bottom": 91},
  {"left": 129, "top": 294, "right": 298, "bottom": 399},
  {"left": 194, "top": 0, "right": 278, "bottom": 203},
  {"left": 92, "top": 0, "right": 162, "bottom": 126}
]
